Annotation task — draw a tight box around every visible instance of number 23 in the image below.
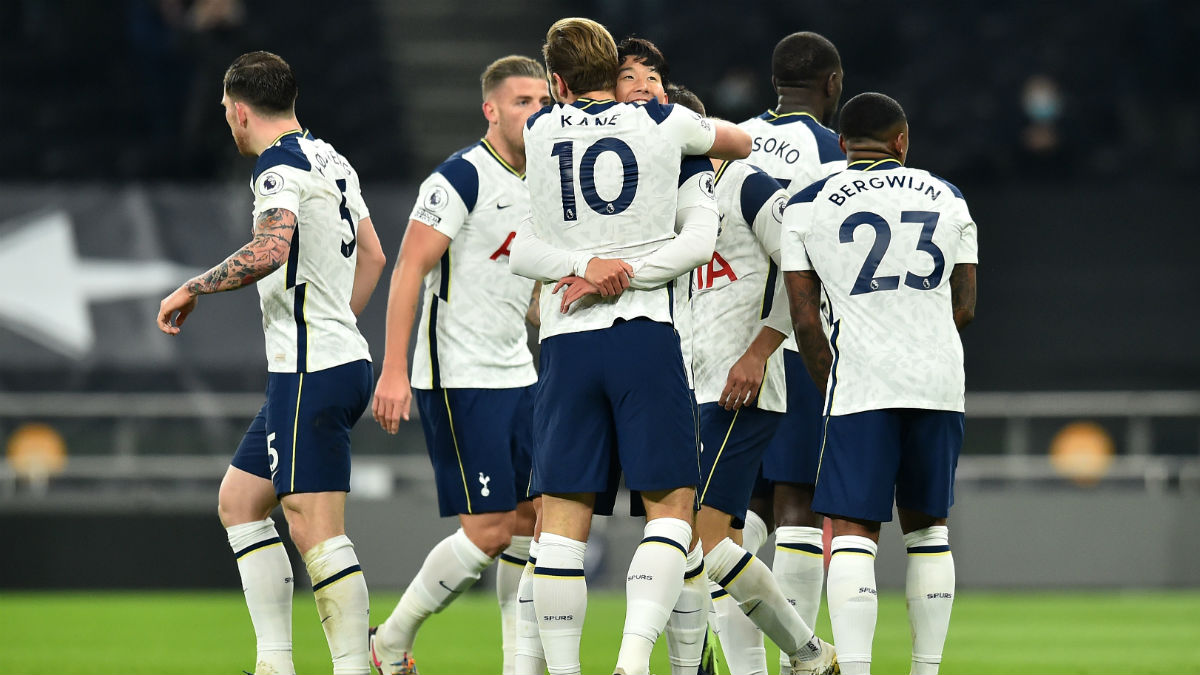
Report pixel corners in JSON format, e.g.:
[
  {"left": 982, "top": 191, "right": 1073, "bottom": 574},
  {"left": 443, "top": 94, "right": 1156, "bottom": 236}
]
[{"left": 840, "top": 210, "right": 945, "bottom": 295}]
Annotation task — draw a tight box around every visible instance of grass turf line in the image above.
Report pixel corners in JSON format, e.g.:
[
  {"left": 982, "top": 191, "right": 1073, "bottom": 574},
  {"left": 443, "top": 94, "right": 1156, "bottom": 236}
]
[{"left": 0, "top": 590, "right": 1196, "bottom": 673}]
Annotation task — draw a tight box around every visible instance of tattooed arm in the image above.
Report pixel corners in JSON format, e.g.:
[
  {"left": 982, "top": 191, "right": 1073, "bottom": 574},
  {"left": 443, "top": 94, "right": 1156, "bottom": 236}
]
[
  {"left": 186, "top": 208, "right": 297, "bottom": 294},
  {"left": 950, "top": 263, "right": 977, "bottom": 332},
  {"left": 156, "top": 208, "right": 296, "bottom": 334},
  {"left": 785, "top": 269, "right": 832, "bottom": 393}
]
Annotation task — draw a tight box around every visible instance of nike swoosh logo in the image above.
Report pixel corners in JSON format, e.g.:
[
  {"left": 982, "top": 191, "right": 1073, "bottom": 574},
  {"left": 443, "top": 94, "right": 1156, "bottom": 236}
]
[
  {"left": 672, "top": 608, "right": 703, "bottom": 614},
  {"left": 438, "top": 580, "right": 461, "bottom": 593},
  {"left": 497, "top": 203, "right": 512, "bottom": 209},
  {"left": 321, "top": 615, "right": 332, "bottom": 624},
  {"left": 518, "top": 598, "right": 534, "bottom": 604}
]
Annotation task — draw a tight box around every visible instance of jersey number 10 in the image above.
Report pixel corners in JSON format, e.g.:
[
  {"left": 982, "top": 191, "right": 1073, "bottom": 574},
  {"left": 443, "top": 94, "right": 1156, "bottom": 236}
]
[
  {"left": 841, "top": 210, "right": 945, "bottom": 295},
  {"left": 550, "top": 137, "right": 640, "bottom": 221}
]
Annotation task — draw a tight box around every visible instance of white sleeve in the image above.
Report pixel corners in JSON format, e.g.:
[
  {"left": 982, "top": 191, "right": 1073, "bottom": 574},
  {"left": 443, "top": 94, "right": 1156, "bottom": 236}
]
[
  {"left": 955, "top": 199, "right": 979, "bottom": 265},
  {"left": 761, "top": 270, "right": 793, "bottom": 337},
  {"left": 655, "top": 103, "right": 718, "bottom": 156},
  {"left": 409, "top": 172, "right": 470, "bottom": 239},
  {"left": 751, "top": 189, "right": 789, "bottom": 265},
  {"left": 781, "top": 199, "right": 815, "bottom": 272},
  {"left": 508, "top": 214, "right": 593, "bottom": 282},
  {"left": 627, "top": 168, "right": 719, "bottom": 289},
  {"left": 344, "top": 170, "right": 370, "bottom": 223},
  {"left": 252, "top": 165, "right": 305, "bottom": 220},
  {"left": 755, "top": 189, "right": 792, "bottom": 335}
]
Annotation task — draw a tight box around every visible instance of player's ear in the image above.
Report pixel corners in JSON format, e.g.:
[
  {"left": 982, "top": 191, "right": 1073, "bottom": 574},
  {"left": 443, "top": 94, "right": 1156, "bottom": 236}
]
[
  {"left": 893, "top": 130, "right": 909, "bottom": 163},
  {"left": 235, "top": 101, "right": 250, "bottom": 128},
  {"left": 825, "top": 71, "right": 839, "bottom": 98},
  {"left": 550, "top": 73, "right": 568, "bottom": 102},
  {"left": 482, "top": 99, "right": 498, "bottom": 125},
  {"left": 838, "top": 135, "right": 847, "bottom": 155}
]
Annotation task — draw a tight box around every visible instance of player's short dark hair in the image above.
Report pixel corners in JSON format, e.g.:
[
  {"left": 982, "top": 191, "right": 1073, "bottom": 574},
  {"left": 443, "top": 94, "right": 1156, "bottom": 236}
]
[
  {"left": 839, "top": 92, "right": 907, "bottom": 142},
  {"left": 616, "top": 36, "right": 670, "bottom": 87},
  {"left": 223, "top": 51, "right": 297, "bottom": 117},
  {"left": 666, "top": 84, "right": 705, "bottom": 116},
  {"left": 772, "top": 32, "right": 841, "bottom": 87},
  {"left": 543, "top": 18, "right": 620, "bottom": 97}
]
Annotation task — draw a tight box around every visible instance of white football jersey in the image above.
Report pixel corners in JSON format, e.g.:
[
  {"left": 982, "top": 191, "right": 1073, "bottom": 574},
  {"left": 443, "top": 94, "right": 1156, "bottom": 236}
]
[
  {"left": 691, "top": 160, "right": 791, "bottom": 411},
  {"left": 781, "top": 159, "right": 979, "bottom": 415},
  {"left": 409, "top": 140, "right": 538, "bottom": 390},
  {"left": 250, "top": 130, "right": 371, "bottom": 373},
  {"left": 739, "top": 110, "right": 846, "bottom": 195},
  {"left": 523, "top": 98, "right": 717, "bottom": 339},
  {"left": 740, "top": 110, "right": 847, "bottom": 353}
]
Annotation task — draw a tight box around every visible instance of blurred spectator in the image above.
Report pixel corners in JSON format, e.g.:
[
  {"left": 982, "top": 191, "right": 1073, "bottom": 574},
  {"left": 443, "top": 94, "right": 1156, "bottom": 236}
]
[
  {"left": 1016, "top": 74, "right": 1070, "bottom": 175},
  {"left": 712, "top": 67, "right": 761, "bottom": 124},
  {"left": 179, "top": 0, "right": 249, "bottom": 178}
]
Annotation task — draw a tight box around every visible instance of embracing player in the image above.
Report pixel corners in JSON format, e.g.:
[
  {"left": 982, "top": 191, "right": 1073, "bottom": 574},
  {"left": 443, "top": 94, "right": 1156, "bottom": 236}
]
[{"left": 510, "top": 17, "right": 754, "bottom": 675}]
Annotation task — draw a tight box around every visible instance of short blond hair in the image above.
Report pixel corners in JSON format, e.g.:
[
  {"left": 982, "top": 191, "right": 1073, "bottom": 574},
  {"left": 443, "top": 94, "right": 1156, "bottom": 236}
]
[
  {"left": 481, "top": 55, "right": 547, "bottom": 101},
  {"left": 542, "top": 17, "right": 619, "bottom": 97}
]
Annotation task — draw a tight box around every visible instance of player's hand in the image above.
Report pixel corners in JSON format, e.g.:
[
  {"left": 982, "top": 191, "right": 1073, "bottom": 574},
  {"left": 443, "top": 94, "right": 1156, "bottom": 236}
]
[
  {"left": 719, "top": 350, "right": 767, "bottom": 411},
  {"left": 157, "top": 286, "right": 198, "bottom": 335},
  {"left": 553, "top": 275, "right": 600, "bottom": 313},
  {"left": 372, "top": 368, "right": 412, "bottom": 434},
  {"left": 583, "top": 257, "right": 634, "bottom": 296}
]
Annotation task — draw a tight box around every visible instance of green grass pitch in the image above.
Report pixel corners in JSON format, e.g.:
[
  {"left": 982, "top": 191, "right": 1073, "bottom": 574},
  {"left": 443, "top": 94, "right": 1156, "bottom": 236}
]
[{"left": 1, "top": 590, "right": 1196, "bottom": 673}]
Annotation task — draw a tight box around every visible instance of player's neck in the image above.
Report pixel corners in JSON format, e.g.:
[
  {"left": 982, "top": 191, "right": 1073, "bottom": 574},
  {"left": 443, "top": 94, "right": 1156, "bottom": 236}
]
[
  {"left": 484, "top": 130, "right": 526, "bottom": 174},
  {"left": 775, "top": 89, "right": 827, "bottom": 125},
  {"left": 250, "top": 118, "right": 303, "bottom": 156},
  {"left": 846, "top": 150, "right": 903, "bottom": 165}
]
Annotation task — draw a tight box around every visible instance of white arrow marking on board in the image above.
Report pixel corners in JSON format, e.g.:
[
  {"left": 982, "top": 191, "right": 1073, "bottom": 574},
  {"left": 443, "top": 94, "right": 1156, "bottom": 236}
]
[{"left": 0, "top": 210, "right": 199, "bottom": 359}]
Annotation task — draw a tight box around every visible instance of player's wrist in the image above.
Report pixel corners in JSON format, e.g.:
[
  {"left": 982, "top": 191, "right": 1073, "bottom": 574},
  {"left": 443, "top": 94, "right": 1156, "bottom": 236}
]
[{"left": 380, "top": 359, "right": 409, "bottom": 377}]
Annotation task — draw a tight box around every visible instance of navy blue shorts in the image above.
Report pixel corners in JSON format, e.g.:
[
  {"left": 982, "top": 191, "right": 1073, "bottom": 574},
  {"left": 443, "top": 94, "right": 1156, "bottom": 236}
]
[
  {"left": 620, "top": 389, "right": 701, "bottom": 519},
  {"left": 532, "top": 319, "right": 699, "bottom": 498},
  {"left": 698, "top": 404, "right": 783, "bottom": 525},
  {"left": 812, "top": 408, "right": 964, "bottom": 523},
  {"left": 415, "top": 385, "right": 535, "bottom": 517},
  {"left": 232, "top": 359, "right": 372, "bottom": 496},
  {"left": 762, "top": 350, "right": 825, "bottom": 485}
]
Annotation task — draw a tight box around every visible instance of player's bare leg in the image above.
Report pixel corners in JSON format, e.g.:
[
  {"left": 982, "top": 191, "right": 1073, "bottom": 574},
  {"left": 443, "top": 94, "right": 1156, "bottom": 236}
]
[
  {"left": 899, "top": 509, "right": 954, "bottom": 675},
  {"left": 773, "top": 482, "right": 826, "bottom": 674},
  {"left": 613, "top": 487, "right": 694, "bottom": 675},
  {"left": 826, "top": 516, "right": 882, "bottom": 675},
  {"left": 282, "top": 491, "right": 370, "bottom": 675},
  {"left": 220, "top": 466, "right": 294, "bottom": 675},
  {"left": 515, "top": 497, "right": 546, "bottom": 675},
  {"left": 535, "top": 493, "right": 594, "bottom": 675},
  {"left": 375, "top": 510, "right": 515, "bottom": 672},
  {"left": 700, "top": 504, "right": 833, "bottom": 674},
  {"left": 499, "top": 501, "right": 537, "bottom": 674}
]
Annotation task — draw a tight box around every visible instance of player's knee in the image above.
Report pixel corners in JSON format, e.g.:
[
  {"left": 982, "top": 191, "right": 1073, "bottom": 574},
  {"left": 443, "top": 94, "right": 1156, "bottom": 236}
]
[
  {"left": 470, "top": 526, "right": 512, "bottom": 558},
  {"left": 217, "top": 493, "right": 269, "bottom": 528}
]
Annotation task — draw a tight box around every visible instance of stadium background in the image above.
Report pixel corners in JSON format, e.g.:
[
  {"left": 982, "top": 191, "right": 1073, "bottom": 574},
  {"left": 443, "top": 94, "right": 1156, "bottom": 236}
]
[{"left": 0, "top": 1, "right": 1197, "bottom": 670}]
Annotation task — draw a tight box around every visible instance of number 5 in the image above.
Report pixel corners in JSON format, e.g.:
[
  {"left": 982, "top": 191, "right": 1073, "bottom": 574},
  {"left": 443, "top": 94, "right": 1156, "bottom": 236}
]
[{"left": 267, "top": 431, "right": 279, "bottom": 475}]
